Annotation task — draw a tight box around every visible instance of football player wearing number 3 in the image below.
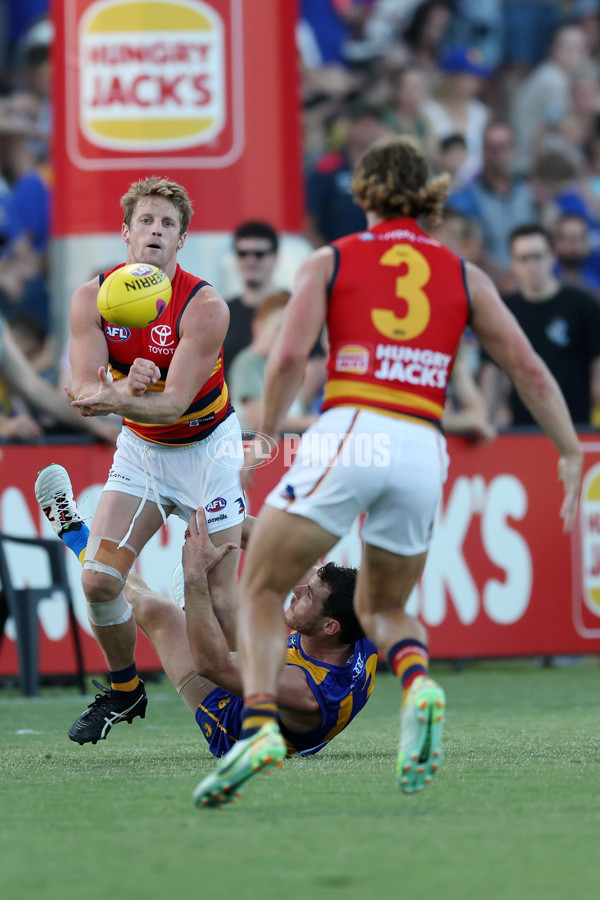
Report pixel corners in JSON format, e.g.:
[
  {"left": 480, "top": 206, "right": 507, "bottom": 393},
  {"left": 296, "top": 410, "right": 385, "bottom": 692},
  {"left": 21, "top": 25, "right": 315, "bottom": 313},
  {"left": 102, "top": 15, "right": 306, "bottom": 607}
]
[
  {"left": 193, "top": 137, "right": 583, "bottom": 806},
  {"left": 35, "top": 176, "right": 245, "bottom": 746}
]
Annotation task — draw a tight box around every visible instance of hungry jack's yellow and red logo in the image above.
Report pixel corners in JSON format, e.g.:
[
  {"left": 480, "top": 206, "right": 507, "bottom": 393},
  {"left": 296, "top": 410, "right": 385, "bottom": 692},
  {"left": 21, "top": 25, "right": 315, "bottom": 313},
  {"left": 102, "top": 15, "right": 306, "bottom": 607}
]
[{"left": 67, "top": 0, "right": 243, "bottom": 167}]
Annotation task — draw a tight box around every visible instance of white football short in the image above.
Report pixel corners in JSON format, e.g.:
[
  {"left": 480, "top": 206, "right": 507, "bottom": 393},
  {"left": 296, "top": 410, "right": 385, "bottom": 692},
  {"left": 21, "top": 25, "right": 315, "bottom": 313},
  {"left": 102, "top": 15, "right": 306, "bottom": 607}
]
[
  {"left": 266, "top": 407, "right": 449, "bottom": 555},
  {"left": 105, "top": 415, "right": 245, "bottom": 534}
]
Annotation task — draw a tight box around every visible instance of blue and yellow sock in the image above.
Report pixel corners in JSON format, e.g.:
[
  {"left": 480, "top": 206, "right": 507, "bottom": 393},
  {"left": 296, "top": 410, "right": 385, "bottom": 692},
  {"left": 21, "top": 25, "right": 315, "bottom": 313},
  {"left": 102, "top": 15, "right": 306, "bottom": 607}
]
[
  {"left": 109, "top": 663, "right": 141, "bottom": 695},
  {"left": 240, "top": 693, "right": 278, "bottom": 739},
  {"left": 388, "top": 639, "right": 429, "bottom": 703},
  {"left": 61, "top": 522, "right": 90, "bottom": 566}
]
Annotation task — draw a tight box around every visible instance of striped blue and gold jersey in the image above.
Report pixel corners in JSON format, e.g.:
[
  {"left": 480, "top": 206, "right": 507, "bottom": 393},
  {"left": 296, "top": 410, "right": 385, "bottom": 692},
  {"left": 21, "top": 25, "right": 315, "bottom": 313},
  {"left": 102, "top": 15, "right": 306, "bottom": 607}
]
[
  {"left": 281, "top": 631, "right": 378, "bottom": 756},
  {"left": 195, "top": 632, "right": 378, "bottom": 758}
]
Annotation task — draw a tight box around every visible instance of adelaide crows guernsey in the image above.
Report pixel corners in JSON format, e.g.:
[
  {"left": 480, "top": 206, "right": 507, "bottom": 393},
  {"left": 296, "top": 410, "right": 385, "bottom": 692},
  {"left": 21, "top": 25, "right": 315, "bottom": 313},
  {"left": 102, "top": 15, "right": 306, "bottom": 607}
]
[
  {"left": 323, "top": 218, "right": 471, "bottom": 427},
  {"left": 101, "top": 263, "right": 231, "bottom": 444}
]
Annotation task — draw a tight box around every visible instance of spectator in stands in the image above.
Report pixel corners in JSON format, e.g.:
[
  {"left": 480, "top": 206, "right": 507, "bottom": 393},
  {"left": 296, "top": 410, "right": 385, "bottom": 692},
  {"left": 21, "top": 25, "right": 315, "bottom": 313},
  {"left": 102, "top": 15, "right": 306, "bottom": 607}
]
[
  {"left": 0, "top": 310, "right": 118, "bottom": 442},
  {"left": 539, "top": 70, "right": 600, "bottom": 170},
  {"left": 575, "top": 0, "right": 600, "bottom": 56},
  {"left": 301, "top": 65, "right": 365, "bottom": 165},
  {"left": 305, "top": 104, "right": 390, "bottom": 247},
  {"left": 502, "top": 0, "right": 563, "bottom": 79},
  {"left": 480, "top": 224, "right": 600, "bottom": 428},
  {"left": 583, "top": 132, "right": 600, "bottom": 216},
  {"left": 0, "top": 38, "right": 51, "bottom": 331},
  {"left": 552, "top": 213, "right": 600, "bottom": 294},
  {"left": 222, "top": 221, "right": 282, "bottom": 379},
  {"left": 511, "top": 22, "right": 593, "bottom": 174},
  {"left": 299, "top": 0, "right": 375, "bottom": 68},
  {"left": 228, "top": 292, "right": 316, "bottom": 436},
  {"left": 5, "top": 309, "right": 52, "bottom": 376},
  {"left": 384, "top": 64, "right": 436, "bottom": 160},
  {"left": 429, "top": 206, "right": 483, "bottom": 265},
  {"left": 422, "top": 45, "right": 491, "bottom": 185},
  {"left": 449, "top": 120, "right": 536, "bottom": 292},
  {"left": 433, "top": 133, "right": 468, "bottom": 191},
  {"left": 442, "top": 0, "right": 505, "bottom": 71},
  {"left": 397, "top": 1, "right": 452, "bottom": 74},
  {"left": 428, "top": 208, "right": 494, "bottom": 440},
  {"left": 530, "top": 149, "right": 600, "bottom": 241}
]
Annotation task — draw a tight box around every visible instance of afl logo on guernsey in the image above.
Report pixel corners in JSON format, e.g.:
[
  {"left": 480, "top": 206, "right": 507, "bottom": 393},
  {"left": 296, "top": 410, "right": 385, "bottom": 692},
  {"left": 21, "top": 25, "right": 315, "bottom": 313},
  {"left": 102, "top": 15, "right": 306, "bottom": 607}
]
[
  {"left": 580, "top": 463, "right": 600, "bottom": 616},
  {"left": 78, "top": 0, "right": 228, "bottom": 152},
  {"left": 206, "top": 497, "right": 227, "bottom": 513},
  {"left": 105, "top": 323, "right": 131, "bottom": 341}
]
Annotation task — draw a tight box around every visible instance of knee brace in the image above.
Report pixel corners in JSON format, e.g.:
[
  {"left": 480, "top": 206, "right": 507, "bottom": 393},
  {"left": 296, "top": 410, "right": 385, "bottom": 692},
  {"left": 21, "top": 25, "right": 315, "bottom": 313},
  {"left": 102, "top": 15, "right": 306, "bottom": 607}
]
[
  {"left": 87, "top": 592, "right": 133, "bottom": 627},
  {"left": 83, "top": 536, "right": 137, "bottom": 587}
]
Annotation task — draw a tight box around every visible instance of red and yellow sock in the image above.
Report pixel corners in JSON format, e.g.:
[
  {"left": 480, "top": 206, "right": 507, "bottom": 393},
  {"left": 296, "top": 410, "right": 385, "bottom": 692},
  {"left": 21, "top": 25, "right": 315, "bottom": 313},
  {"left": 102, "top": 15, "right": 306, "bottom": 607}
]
[
  {"left": 388, "top": 639, "right": 429, "bottom": 702},
  {"left": 240, "top": 693, "right": 278, "bottom": 739},
  {"left": 109, "top": 663, "right": 140, "bottom": 694}
]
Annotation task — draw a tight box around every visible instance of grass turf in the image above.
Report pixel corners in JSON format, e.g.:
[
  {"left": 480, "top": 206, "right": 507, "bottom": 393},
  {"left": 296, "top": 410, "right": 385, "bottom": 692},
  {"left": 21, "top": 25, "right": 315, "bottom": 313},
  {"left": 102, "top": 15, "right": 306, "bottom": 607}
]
[{"left": 1, "top": 662, "right": 599, "bottom": 900}]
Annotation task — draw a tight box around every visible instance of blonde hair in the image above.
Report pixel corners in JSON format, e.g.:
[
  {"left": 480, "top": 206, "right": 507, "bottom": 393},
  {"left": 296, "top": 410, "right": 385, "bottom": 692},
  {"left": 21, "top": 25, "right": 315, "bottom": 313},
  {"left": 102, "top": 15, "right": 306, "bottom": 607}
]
[
  {"left": 120, "top": 176, "right": 194, "bottom": 235},
  {"left": 351, "top": 136, "right": 450, "bottom": 225}
]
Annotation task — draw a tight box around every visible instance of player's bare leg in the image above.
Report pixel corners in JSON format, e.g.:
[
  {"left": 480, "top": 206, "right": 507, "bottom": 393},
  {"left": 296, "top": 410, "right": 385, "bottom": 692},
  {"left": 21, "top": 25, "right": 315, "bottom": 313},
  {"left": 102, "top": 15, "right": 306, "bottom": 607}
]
[
  {"left": 354, "top": 544, "right": 446, "bottom": 795},
  {"left": 81, "top": 490, "right": 175, "bottom": 667},
  {"left": 70, "top": 490, "right": 174, "bottom": 744},
  {"left": 237, "top": 507, "right": 338, "bottom": 699},
  {"left": 124, "top": 571, "right": 214, "bottom": 713},
  {"left": 193, "top": 507, "right": 337, "bottom": 808}
]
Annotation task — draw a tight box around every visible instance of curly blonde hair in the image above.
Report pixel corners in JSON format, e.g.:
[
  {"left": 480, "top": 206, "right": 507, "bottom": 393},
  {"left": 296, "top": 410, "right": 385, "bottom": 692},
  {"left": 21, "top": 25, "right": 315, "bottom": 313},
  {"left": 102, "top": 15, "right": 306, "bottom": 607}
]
[
  {"left": 120, "top": 176, "right": 194, "bottom": 235},
  {"left": 350, "top": 136, "right": 450, "bottom": 226}
]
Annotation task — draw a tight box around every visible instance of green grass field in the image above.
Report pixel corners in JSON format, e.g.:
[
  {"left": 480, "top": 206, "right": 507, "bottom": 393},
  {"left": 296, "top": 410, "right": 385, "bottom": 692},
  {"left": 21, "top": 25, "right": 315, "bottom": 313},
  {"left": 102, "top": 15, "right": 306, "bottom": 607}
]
[{"left": 1, "top": 662, "right": 599, "bottom": 900}]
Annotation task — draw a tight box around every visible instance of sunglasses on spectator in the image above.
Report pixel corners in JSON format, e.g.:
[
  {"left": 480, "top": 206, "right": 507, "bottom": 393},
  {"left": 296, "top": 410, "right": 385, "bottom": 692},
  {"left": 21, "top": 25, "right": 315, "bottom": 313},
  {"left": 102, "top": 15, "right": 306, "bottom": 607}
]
[
  {"left": 235, "top": 249, "right": 273, "bottom": 259},
  {"left": 513, "top": 252, "right": 549, "bottom": 264}
]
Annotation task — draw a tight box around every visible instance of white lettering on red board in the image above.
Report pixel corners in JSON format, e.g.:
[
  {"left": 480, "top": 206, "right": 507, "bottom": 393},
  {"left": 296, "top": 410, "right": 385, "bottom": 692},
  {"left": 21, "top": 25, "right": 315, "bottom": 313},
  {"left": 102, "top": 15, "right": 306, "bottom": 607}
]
[{"left": 409, "top": 474, "right": 532, "bottom": 625}]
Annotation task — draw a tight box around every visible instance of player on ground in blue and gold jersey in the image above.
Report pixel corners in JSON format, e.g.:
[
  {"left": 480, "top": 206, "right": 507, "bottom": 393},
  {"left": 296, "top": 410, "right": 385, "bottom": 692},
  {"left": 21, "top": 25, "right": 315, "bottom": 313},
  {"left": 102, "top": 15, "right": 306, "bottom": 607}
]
[{"left": 175, "top": 506, "right": 377, "bottom": 765}]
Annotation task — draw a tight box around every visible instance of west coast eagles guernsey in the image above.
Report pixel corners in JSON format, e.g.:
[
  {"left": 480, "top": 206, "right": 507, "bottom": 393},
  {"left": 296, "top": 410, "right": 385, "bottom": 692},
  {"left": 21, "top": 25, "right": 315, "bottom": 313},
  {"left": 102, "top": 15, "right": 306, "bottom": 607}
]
[
  {"left": 100, "top": 263, "right": 232, "bottom": 444},
  {"left": 195, "top": 632, "right": 378, "bottom": 758},
  {"left": 323, "top": 218, "right": 471, "bottom": 426}
]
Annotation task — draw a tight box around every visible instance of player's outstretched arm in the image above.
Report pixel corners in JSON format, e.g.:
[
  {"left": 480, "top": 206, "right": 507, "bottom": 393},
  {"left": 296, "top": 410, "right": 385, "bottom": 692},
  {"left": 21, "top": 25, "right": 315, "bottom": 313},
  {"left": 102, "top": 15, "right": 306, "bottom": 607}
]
[
  {"left": 182, "top": 508, "right": 242, "bottom": 693},
  {"left": 467, "top": 264, "right": 583, "bottom": 532}
]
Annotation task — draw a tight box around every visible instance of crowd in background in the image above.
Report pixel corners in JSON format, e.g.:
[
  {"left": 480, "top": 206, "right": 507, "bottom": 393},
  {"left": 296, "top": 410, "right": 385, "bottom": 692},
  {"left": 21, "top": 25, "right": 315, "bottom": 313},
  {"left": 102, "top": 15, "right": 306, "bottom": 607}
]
[
  {"left": 2, "top": 1, "right": 600, "bottom": 440},
  {"left": 0, "top": 2, "right": 53, "bottom": 439},
  {"left": 299, "top": 0, "right": 600, "bottom": 438}
]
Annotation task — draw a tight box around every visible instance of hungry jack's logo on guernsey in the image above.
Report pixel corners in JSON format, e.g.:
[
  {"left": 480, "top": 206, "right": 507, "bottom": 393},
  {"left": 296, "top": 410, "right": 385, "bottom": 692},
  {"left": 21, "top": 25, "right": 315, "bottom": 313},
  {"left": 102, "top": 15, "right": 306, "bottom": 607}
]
[
  {"left": 69, "top": 0, "right": 243, "bottom": 166},
  {"left": 580, "top": 463, "right": 600, "bottom": 617}
]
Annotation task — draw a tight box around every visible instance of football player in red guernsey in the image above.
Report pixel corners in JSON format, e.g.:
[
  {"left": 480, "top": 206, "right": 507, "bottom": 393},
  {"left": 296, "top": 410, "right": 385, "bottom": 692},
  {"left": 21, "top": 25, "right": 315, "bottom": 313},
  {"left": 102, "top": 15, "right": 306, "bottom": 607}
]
[
  {"left": 193, "top": 137, "right": 582, "bottom": 806},
  {"left": 36, "top": 177, "right": 244, "bottom": 746}
]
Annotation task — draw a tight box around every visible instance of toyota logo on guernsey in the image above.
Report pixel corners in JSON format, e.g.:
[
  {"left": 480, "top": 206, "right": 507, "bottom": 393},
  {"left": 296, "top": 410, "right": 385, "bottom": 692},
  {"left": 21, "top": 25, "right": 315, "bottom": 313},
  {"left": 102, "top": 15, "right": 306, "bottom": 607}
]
[{"left": 149, "top": 324, "right": 175, "bottom": 354}]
